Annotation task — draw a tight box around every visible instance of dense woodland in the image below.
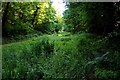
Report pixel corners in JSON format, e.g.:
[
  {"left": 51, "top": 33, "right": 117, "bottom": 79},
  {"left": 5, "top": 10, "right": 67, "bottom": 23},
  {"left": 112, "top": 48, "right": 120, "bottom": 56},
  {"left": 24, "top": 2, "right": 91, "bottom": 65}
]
[
  {"left": 2, "top": 2, "right": 120, "bottom": 80},
  {"left": 2, "top": 2, "right": 64, "bottom": 36}
]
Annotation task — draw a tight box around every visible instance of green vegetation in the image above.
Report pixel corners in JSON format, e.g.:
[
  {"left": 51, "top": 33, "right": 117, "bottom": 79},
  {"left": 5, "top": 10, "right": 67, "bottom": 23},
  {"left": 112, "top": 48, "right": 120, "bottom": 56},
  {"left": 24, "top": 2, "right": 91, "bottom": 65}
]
[
  {"left": 2, "top": 2, "right": 120, "bottom": 80},
  {"left": 2, "top": 32, "right": 120, "bottom": 79},
  {"left": 2, "top": 2, "right": 64, "bottom": 38}
]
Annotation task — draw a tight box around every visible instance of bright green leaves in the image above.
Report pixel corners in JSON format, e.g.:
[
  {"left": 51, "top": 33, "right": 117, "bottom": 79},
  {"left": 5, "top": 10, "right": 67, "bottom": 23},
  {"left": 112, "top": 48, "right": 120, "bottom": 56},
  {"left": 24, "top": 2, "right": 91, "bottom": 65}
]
[{"left": 2, "top": 2, "right": 58, "bottom": 36}]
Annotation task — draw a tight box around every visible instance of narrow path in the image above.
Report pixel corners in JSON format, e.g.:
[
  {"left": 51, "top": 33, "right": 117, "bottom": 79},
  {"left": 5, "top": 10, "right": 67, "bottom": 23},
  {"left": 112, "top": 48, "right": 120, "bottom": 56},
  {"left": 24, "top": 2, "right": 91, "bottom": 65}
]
[
  {"left": 2, "top": 39, "right": 31, "bottom": 46},
  {"left": 2, "top": 36, "right": 40, "bottom": 46}
]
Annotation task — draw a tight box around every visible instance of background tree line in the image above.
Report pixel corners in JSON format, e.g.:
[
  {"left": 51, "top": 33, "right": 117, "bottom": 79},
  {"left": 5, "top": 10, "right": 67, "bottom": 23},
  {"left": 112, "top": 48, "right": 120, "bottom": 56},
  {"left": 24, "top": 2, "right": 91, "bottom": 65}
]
[
  {"left": 2, "top": 2, "right": 64, "bottom": 37},
  {"left": 63, "top": 2, "right": 120, "bottom": 36}
]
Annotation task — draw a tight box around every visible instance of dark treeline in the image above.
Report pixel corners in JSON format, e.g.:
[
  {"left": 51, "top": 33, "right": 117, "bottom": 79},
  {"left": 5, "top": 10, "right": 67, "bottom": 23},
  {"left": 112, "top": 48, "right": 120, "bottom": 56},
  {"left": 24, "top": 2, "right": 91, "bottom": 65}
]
[{"left": 63, "top": 2, "right": 120, "bottom": 36}]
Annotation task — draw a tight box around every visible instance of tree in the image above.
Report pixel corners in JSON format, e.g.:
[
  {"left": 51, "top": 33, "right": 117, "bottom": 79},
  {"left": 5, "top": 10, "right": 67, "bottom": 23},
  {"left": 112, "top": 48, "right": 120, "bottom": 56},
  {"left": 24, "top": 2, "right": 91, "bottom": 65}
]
[
  {"left": 63, "top": 2, "right": 116, "bottom": 36},
  {"left": 2, "top": 2, "right": 57, "bottom": 37},
  {"left": 2, "top": 2, "right": 10, "bottom": 36}
]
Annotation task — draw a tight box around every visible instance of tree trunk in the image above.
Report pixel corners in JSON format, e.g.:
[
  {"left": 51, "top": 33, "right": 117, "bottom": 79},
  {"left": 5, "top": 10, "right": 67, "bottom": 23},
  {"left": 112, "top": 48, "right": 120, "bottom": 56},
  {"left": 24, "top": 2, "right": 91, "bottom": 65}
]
[{"left": 2, "top": 2, "right": 10, "bottom": 27}]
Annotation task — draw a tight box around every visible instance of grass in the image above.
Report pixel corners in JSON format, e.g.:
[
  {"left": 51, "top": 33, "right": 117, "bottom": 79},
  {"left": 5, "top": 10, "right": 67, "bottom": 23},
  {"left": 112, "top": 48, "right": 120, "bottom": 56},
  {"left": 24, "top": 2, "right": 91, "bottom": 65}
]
[
  {"left": 2, "top": 32, "right": 79, "bottom": 79},
  {"left": 2, "top": 32, "right": 120, "bottom": 79}
]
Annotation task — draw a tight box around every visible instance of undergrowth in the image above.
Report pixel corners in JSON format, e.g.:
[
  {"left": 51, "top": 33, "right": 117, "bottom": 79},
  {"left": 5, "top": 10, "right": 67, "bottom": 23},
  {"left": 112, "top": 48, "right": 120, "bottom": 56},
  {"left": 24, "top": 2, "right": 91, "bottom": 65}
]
[{"left": 2, "top": 32, "right": 120, "bottom": 79}]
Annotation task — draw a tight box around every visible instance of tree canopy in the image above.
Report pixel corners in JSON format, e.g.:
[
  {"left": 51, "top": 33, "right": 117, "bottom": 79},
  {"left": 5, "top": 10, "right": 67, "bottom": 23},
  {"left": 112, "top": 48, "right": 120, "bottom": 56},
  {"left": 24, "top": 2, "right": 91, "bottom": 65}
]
[
  {"left": 2, "top": 2, "right": 64, "bottom": 37},
  {"left": 63, "top": 2, "right": 120, "bottom": 36}
]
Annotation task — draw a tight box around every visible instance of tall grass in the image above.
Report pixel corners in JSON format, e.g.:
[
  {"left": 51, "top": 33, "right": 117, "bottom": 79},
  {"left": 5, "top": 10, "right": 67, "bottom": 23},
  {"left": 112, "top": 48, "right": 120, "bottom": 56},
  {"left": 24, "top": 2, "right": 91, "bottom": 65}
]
[{"left": 2, "top": 33, "right": 120, "bottom": 79}]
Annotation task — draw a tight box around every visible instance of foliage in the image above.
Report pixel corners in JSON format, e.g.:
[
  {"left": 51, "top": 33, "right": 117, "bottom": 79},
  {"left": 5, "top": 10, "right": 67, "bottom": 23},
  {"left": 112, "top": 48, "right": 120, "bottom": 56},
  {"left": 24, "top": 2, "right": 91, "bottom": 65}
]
[
  {"left": 2, "top": 2, "right": 120, "bottom": 80},
  {"left": 2, "top": 32, "right": 120, "bottom": 79},
  {"left": 2, "top": 2, "right": 62, "bottom": 37},
  {"left": 63, "top": 2, "right": 117, "bottom": 36},
  {"left": 2, "top": 35, "right": 53, "bottom": 79}
]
